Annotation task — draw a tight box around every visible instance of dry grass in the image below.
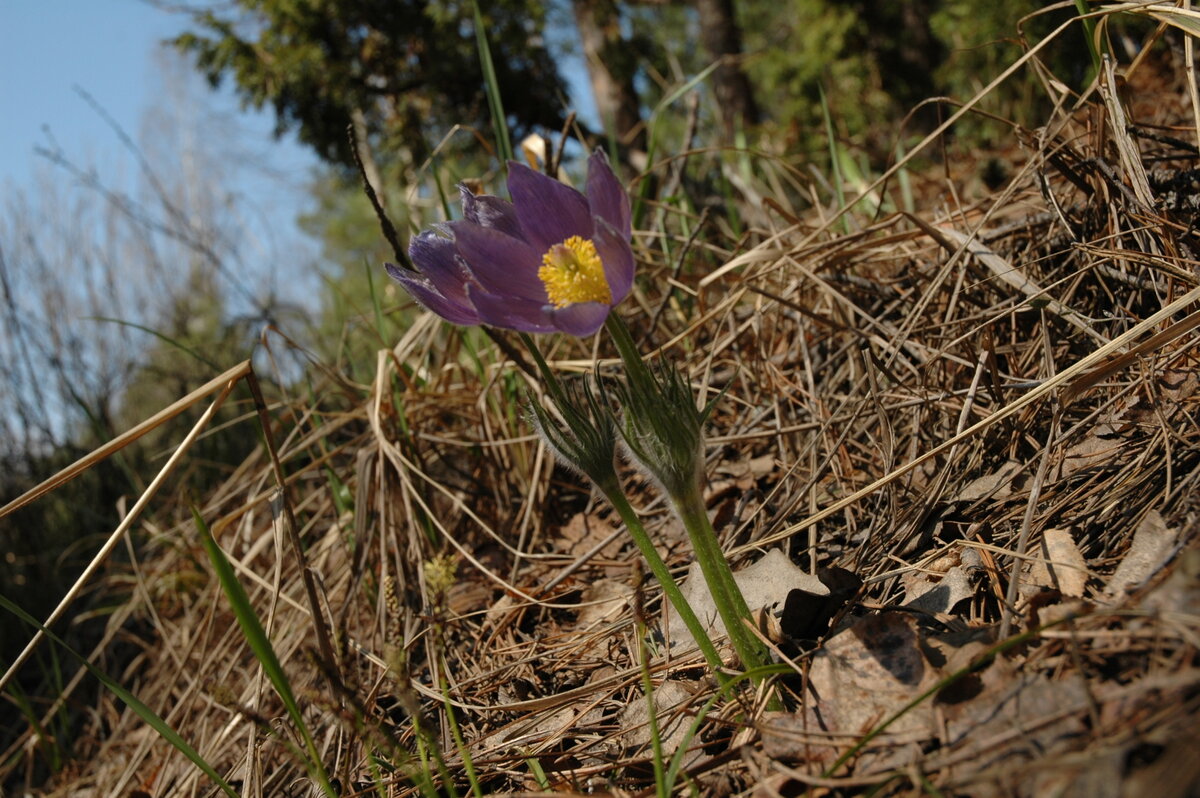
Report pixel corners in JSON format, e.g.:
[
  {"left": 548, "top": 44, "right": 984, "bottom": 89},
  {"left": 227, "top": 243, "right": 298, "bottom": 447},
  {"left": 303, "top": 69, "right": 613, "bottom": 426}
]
[{"left": 4, "top": 17, "right": 1200, "bottom": 798}]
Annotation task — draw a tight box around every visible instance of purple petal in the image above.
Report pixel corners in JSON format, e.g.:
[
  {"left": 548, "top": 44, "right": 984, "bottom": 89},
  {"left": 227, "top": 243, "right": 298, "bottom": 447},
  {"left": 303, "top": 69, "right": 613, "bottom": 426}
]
[
  {"left": 592, "top": 218, "right": 635, "bottom": 305},
  {"left": 586, "top": 150, "right": 631, "bottom": 240},
  {"left": 386, "top": 263, "right": 480, "bottom": 325},
  {"left": 467, "top": 286, "right": 557, "bottom": 333},
  {"left": 506, "top": 161, "right": 593, "bottom": 252},
  {"left": 408, "top": 230, "right": 472, "bottom": 305},
  {"left": 451, "top": 221, "right": 548, "bottom": 302},
  {"left": 459, "top": 185, "right": 524, "bottom": 240},
  {"left": 550, "top": 302, "right": 611, "bottom": 337}
]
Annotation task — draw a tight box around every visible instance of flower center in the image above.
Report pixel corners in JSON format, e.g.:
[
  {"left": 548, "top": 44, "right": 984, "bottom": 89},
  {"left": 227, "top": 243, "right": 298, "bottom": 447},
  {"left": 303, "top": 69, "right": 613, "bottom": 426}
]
[{"left": 538, "top": 236, "right": 612, "bottom": 308}]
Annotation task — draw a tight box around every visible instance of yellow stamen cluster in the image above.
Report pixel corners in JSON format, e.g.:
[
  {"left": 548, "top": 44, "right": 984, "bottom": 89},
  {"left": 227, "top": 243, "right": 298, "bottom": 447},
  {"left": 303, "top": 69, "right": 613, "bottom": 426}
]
[{"left": 538, "top": 236, "right": 611, "bottom": 308}]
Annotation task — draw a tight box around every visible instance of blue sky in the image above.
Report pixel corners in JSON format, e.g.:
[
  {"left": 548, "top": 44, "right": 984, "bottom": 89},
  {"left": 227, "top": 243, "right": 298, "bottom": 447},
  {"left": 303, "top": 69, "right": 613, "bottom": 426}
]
[
  {"left": 0, "top": 1, "right": 327, "bottom": 446},
  {"left": 1, "top": 1, "right": 318, "bottom": 238},
  {"left": 0, "top": 1, "right": 596, "bottom": 189},
  {"left": 0, "top": 1, "right": 307, "bottom": 186},
  {"left": 0, "top": 0, "right": 342, "bottom": 351},
  {"left": 3, "top": 2, "right": 164, "bottom": 186}
]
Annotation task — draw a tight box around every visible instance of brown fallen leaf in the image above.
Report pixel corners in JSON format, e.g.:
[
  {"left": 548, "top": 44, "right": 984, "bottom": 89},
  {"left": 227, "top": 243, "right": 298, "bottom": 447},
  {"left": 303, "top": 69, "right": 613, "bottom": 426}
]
[
  {"left": 902, "top": 565, "right": 975, "bottom": 614},
  {"left": 762, "top": 612, "right": 937, "bottom": 769},
  {"left": 618, "top": 678, "right": 706, "bottom": 769},
  {"left": 937, "top": 665, "right": 1089, "bottom": 796},
  {"left": 707, "top": 453, "right": 777, "bottom": 502},
  {"left": 1058, "top": 433, "right": 1122, "bottom": 480},
  {"left": 1027, "top": 527, "right": 1091, "bottom": 598},
  {"left": 1105, "top": 509, "right": 1178, "bottom": 601},
  {"left": 555, "top": 511, "right": 625, "bottom": 560},
  {"left": 956, "top": 460, "right": 1023, "bottom": 503},
  {"left": 576, "top": 578, "right": 632, "bottom": 627},
  {"left": 1143, "top": 548, "right": 1200, "bottom": 616}
]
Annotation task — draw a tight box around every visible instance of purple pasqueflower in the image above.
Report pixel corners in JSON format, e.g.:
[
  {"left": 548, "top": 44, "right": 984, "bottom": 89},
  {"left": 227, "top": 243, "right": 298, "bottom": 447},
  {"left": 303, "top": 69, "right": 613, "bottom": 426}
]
[{"left": 385, "top": 150, "right": 634, "bottom": 337}]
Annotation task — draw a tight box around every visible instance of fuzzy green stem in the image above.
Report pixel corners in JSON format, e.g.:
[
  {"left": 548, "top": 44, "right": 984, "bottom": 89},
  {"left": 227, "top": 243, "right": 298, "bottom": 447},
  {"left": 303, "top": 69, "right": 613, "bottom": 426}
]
[
  {"left": 599, "top": 479, "right": 729, "bottom": 682},
  {"left": 519, "top": 332, "right": 566, "bottom": 403},
  {"left": 671, "top": 479, "right": 768, "bottom": 671}
]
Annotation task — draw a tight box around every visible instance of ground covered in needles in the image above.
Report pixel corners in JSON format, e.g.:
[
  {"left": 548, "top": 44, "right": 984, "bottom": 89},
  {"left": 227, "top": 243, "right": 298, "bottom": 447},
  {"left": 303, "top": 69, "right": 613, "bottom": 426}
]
[{"left": 8, "top": 38, "right": 1200, "bottom": 798}]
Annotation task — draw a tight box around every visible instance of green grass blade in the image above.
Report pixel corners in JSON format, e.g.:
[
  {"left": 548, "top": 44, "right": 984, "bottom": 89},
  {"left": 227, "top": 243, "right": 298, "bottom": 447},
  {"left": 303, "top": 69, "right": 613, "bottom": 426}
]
[
  {"left": 472, "top": 1, "right": 513, "bottom": 164},
  {"left": 3, "top": 672, "right": 63, "bottom": 772},
  {"left": 366, "top": 257, "right": 389, "bottom": 345},
  {"left": 524, "top": 755, "right": 550, "bottom": 790},
  {"left": 819, "top": 82, "right": 850, "bottom": 235},
  {"left": 1074, "top": 0, "right": 1101, "bottom": 77},
  {"left": 431, "top": 153, "right": 454, "bottom": 219},
  {"left": 0, "top": 592, "right": 239, "bottom": 797},
  {"left": 440, "top": 662, "right": 483, "bottom": 798},
  {"left": 895, "top": 138, "right": 915, "bottom": 214},
  {"left": 636, "top": 620, "right": 667, "bottom": 798},
  {"left": 192, "top": 507, "right": 337, "bottom": 797}
]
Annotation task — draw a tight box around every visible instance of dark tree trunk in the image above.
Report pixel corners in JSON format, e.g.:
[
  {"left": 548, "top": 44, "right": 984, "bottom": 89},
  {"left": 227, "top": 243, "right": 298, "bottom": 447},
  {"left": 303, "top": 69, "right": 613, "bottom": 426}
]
[
  {"left": 573, "top": 0, "right": 646, "bottom": 153},
  {"left": 695, "top": 0, "right": 759, "bottom": 139}
]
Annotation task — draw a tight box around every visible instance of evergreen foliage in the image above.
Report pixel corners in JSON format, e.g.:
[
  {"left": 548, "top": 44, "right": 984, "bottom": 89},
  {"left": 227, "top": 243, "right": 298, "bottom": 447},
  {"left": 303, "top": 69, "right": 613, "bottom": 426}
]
[{"left": 173, "top": 0, "right": 570, "bottom": 169}]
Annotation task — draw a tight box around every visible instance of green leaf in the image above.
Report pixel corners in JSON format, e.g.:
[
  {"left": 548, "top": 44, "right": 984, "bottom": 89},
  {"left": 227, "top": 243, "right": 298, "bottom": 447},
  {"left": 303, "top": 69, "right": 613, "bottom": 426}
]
[{"left": 473, "top": 1, "right": 513, "bottom": 164}]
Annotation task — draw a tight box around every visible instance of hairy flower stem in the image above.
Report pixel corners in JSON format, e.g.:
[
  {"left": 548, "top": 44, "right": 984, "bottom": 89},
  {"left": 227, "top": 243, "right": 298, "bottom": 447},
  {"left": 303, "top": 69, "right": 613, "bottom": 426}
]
[
  {"left": 604, "top": 315, "right": 768, "bottom": 672},
  {"left": 596, "top": 479, "right": 730, "bottom": 683},
  {"left": 672, "top": 480, "right": 768, "bottom": 671}
]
